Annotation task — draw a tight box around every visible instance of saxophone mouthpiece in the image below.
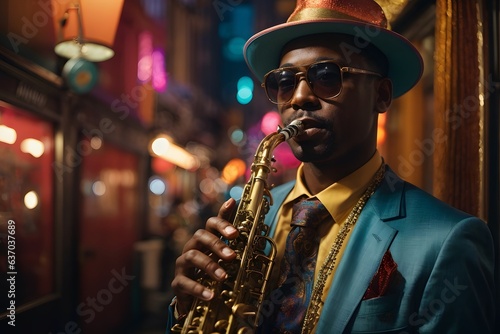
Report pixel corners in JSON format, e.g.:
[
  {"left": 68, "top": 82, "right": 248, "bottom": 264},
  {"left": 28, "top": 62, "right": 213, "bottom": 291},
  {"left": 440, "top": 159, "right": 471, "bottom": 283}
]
[{"left": 280, "top": 120, "right": 304, "bottom": 140}]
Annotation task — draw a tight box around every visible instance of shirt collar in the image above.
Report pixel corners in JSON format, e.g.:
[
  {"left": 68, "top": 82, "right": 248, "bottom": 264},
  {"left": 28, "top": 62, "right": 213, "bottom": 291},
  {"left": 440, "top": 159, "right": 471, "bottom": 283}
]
[{"left": 284, "top": 151, "right": 383, "bottom": 222}]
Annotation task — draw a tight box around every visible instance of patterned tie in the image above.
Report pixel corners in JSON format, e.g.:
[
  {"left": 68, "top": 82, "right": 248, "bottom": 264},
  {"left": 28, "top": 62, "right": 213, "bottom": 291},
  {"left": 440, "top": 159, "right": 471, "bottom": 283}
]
[{"left": 271, "top": 197, "right": 330, "bottom": 333}]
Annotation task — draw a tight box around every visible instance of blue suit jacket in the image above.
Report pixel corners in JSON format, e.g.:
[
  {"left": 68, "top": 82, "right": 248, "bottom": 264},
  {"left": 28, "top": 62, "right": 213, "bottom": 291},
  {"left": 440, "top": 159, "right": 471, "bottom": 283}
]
[
  {"left": 262, "top": 167, "right": 496, "bottom": 333},
  {"left": 166, "top": 167, "right": 495, "bottom": 333}
]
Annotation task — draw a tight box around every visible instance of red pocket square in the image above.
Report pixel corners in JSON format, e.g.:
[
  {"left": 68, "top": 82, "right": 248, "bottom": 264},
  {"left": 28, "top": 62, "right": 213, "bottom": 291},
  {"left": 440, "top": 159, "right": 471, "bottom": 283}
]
[{"left": 363, "top": 250, "right": 398, "bottom": 300}]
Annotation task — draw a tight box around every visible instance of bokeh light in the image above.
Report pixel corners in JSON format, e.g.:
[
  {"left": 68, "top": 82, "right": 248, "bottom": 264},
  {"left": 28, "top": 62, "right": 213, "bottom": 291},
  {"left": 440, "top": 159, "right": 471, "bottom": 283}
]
[
  {"left": 149, "top": 177, "right": 166, "bottom": 195},
  {"left": 24, "top": 190, "right": 39, "bottom": 209},
  {"left": 229, "top": 185, "right": 244, "bottom": 200},
  {"left": 261, "top": 111, "right": 281, "bottom": 135}
]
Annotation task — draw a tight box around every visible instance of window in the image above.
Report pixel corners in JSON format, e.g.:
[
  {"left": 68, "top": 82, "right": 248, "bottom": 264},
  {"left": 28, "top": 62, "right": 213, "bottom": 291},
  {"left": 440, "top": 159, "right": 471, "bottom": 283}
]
[{"left": 0, "top": 103, "right": 55, "bottom": 308}]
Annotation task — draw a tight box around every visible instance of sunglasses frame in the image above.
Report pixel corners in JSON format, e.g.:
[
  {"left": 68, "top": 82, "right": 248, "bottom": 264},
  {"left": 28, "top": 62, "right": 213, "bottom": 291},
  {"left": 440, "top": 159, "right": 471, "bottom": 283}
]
[{"left": 262, "top": 60, "right": 383, "bottom": 105}]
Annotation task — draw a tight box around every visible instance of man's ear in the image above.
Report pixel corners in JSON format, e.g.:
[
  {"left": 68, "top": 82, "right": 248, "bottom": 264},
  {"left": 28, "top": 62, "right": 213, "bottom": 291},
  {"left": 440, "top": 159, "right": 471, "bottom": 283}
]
[{"left": 375, "top": 78, "right": 392, "bottom": 113}]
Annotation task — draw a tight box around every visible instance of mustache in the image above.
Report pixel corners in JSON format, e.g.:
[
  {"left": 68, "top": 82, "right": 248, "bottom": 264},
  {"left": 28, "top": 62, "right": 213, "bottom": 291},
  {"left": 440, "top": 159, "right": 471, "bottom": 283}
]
[{"left": 284, "top": 114, "right": 332, "bottom": 129}]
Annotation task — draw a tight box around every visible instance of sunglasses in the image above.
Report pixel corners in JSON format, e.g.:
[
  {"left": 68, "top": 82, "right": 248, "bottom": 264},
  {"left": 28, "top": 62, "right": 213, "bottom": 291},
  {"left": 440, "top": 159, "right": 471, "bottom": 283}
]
[{"left": 262, "top": 60, "right": 383, "bottom": 105}]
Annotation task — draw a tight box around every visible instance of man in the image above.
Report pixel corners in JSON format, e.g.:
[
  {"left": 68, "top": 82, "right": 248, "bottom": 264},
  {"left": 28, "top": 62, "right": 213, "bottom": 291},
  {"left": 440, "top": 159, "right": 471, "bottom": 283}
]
[{"left": 168, "top": 0, "right": 495, "bottom": 333}]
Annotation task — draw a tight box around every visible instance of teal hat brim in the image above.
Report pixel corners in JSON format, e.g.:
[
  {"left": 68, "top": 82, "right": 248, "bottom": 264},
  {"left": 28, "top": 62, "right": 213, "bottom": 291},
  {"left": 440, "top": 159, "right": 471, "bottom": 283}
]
[{"left": 244, "top": 19, "right": 423, "bottom": 98}]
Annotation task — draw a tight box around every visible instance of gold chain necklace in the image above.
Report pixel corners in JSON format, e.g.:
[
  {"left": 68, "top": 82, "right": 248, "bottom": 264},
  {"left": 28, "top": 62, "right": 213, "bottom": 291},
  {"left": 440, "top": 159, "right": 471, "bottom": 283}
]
[{"left": 301, "top": 163, "right": 386, "bottom": 334}]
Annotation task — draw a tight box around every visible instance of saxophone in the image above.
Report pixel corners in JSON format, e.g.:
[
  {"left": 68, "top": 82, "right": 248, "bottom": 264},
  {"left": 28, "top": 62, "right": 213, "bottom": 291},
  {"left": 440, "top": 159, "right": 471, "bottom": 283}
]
[{"left": 172, "top": 120, "right": 303, "bottom": 334}]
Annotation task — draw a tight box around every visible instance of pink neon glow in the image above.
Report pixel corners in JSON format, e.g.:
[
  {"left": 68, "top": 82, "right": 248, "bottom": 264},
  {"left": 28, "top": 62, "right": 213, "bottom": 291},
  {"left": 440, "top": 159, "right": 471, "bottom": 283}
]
[
  {"left": 152, "top": 48, "right": 167, "bottom": 92},
  {"left": 137, "top": 31, "right": 153, "bottom": 82},
  {"left": 260, "top": 111, "right": 281, "bottom": 135}
]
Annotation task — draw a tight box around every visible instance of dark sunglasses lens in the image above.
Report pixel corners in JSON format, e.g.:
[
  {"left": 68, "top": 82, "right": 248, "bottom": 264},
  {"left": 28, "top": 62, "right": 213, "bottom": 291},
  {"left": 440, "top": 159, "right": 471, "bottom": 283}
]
[
  {"left": 265, "top": 70, "right": 296, "bottom": 103},
  {"left": 308, "top": 63, "right": 342, "bottom": 99}
]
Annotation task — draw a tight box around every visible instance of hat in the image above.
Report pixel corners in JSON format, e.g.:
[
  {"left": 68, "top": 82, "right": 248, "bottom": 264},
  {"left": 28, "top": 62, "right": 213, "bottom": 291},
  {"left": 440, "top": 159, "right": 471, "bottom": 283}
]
[{"left": 243, "top": 0, "right": 423, "bottom": 98}]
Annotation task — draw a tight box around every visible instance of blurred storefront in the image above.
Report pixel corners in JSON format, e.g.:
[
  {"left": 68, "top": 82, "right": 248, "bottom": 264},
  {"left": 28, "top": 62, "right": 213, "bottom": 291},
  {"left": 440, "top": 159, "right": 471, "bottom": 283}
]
[
  {"left": 0, "top": 0, "right": 498, "bottom": 333},
  {"left": 0, "top": 0, "right": 164, "bottom": 332}
]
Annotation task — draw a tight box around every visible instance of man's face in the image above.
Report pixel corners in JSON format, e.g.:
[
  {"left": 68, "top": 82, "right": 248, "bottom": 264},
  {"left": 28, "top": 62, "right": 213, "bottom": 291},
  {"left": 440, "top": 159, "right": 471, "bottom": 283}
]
[{"left": 277, "top": 34, "right": 386, "bottom": 169}]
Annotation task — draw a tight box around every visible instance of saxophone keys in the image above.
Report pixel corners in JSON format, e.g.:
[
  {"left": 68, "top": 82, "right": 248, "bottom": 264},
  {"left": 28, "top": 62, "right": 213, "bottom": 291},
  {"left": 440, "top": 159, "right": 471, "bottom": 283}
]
[
  {"left": 214, "top": 319, "right": 229, "bottom": 331},
  {"left": 232, "top": 303, "right": 257, "bottom": 317}
]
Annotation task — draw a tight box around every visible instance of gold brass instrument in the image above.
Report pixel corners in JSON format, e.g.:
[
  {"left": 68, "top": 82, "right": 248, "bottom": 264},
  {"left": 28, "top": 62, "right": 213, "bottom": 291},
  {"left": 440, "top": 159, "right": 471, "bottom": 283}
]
[{"left": 172, "top": 120, "right": 303, "bottom": 334}]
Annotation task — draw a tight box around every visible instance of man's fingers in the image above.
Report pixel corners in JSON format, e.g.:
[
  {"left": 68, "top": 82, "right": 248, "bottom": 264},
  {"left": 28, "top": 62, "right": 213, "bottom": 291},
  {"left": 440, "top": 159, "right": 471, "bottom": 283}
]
[
  {"left": 182, "top": 229, "right": 236, "bottom": 261},
  {"left": 205, "top": 198, "right": 238, "bottom": 235},
  {"left": 171, "top": 275, "right": 213, "bottom": 316},
  {"left": 219, "top": 197, "right": 237, "bottom": 220},
  {"left": 172, "top": 249, "right": 225, "bottom": 306},
  {"left": 171, "top": 199, "right": 240, "bottom": 311},
  {"left": 181, "top": 249, "right": 229, "bottom": 281}
]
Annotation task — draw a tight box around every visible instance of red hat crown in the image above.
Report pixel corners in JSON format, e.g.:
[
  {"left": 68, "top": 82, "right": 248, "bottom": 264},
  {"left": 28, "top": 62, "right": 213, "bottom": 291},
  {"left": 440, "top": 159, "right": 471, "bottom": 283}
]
[{"left": 288, "top": 0, "right": 388, "bottom": 28}]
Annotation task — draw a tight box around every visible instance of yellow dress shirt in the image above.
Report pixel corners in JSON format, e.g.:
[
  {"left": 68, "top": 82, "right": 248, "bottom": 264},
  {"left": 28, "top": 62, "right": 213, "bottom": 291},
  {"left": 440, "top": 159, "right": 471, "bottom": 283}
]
[{"left": 272, "top": 151, "right": 383, "bottom": 321}]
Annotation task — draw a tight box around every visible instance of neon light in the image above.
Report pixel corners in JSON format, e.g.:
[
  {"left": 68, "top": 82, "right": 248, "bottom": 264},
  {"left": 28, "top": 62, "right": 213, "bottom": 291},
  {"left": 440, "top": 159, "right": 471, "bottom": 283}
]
[
  {"left": 261, "top": 111, "right": 281, "bottom": 135},
  {"left": 152, "top": 48, "right": 167, "bottom": 92},
  {"left": 137, "top": 31, "right": 153, "bottom": 82}
]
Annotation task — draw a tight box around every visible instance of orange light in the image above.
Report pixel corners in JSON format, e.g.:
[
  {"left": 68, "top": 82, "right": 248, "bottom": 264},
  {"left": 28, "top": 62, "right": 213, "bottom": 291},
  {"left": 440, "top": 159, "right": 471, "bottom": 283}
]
[
  {"left": 150, "top": 135, "right": 200, "bottom": 171},
  {"left": 51, "top": 0, "right": 124, "bottom": 61},
  {"left": 377, "top": 113, "right": 387, "bottom": 146},
  {"left": 221, "top": 158, "right": 246, "bottom": 184}
]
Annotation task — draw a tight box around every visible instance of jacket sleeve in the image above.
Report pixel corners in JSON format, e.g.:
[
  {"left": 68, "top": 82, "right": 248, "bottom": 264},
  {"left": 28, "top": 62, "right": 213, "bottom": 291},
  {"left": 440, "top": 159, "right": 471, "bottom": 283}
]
[
  {"left": 165, "top": 298, "right": 177, "bottom": 334},
  {"left": 416, "top": 217, "right": 495, "bottom": 333}
]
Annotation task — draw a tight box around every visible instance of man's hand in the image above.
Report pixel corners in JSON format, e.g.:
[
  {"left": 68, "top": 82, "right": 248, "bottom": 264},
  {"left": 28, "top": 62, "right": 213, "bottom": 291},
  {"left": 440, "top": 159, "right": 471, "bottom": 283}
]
[{"left": 170, "top": 198, "right": 239, "bottom": 315}]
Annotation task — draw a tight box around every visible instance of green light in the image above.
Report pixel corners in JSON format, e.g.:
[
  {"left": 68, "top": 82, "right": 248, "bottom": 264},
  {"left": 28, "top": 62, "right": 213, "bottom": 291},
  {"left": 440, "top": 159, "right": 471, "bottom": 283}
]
[
  {"left": 230, "top": 129, "right": 245, "bottom": 144},
  {"left": 237, "top": 87, "right": 253, "bottom": 104},
  {"left": 237, "top": 76, "right": 254, "bottom": 91}
]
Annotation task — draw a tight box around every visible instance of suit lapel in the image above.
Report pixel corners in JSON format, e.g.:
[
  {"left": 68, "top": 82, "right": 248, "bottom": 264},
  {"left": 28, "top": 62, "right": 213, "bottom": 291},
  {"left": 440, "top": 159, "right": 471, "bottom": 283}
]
[
  {"left": 265, "top": 168, "right": 407, "bottom": 332},
  {"left": 316, "top": 168, "right": 406, "bottom": 333}
]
